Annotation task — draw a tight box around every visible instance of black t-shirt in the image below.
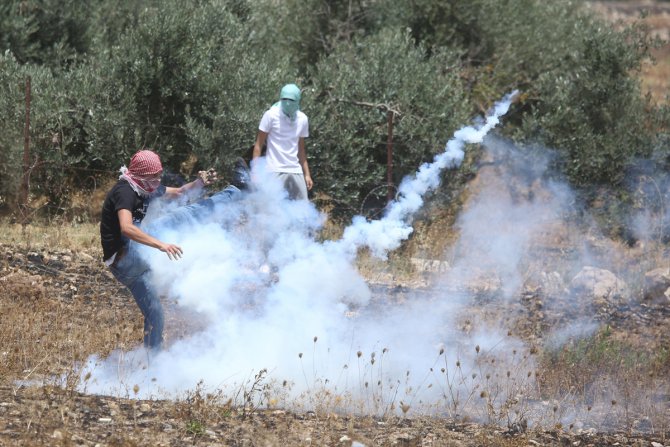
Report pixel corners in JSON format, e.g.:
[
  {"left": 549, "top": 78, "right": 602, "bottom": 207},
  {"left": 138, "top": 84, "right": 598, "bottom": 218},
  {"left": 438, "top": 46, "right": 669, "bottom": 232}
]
[{"left": 99, "top": 180, "right": 165, "bottom": 261}]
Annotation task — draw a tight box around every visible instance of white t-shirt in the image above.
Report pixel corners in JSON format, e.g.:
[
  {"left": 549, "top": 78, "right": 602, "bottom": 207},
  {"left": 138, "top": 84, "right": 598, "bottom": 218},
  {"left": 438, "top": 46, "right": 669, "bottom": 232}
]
[{"left": 258, "top": 105, "right": 309, "bottom": 174}]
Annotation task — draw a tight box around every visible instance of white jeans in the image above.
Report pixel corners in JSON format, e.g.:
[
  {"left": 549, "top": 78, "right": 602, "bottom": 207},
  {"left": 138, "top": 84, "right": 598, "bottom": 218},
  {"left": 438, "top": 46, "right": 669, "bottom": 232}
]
[{"left": 276, "top": 172, "right": 308, "bottom": 200}]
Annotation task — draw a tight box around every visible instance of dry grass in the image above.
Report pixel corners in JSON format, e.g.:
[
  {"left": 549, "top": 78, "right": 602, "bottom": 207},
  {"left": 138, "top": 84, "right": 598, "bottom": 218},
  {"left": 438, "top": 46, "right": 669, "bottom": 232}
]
[
  {"left": 538, "top": 326, "right": 670, "bottom": 435},
  {"left": 0, "top": 249, "right": 137, "bottom": 385},
  {"left": 642, "top": 46, "right": 670, "bottom": 104},
  {"left": 0, "top": 219, "right": 101, "bottom": 255},
  {"left": 0, "top": 220, "right": 669, "bottom": 445}
]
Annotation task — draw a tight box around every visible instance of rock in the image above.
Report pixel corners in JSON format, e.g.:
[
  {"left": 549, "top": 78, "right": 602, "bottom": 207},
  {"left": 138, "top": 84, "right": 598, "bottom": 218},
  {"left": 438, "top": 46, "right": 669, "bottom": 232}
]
[
  {"left": 570, "top": 266, "right": 627, "bottom": 306},
  {"left": 410, "top": 257, "right": 450, "bottom": 273},
  {"left": 78, "top": 252, "right": 95, "bottom": 262},
  {"left": 644, "top": 268, "right": 670, "bottom": 303},
  {"left": 540, "top": 271, "right": 566, "bottom": 295}
]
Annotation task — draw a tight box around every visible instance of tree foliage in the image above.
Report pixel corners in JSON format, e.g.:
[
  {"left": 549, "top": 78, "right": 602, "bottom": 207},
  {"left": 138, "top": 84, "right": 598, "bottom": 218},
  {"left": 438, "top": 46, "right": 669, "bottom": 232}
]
[
  {"left": 309, "top": 29, "right": 470, "bottom": 213},
  {"left": 0, "top": 0, "right": 666, "bottom": 222}
]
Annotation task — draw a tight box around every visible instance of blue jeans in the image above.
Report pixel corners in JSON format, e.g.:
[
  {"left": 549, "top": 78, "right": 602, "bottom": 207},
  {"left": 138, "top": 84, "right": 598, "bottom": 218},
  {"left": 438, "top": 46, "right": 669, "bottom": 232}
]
[
  {"left": 109, "top": 243, "right": 164, "bottom": 349},
  {"left": 108, "top": 186, "right": 243, "bottom": 350},
  {"left": 146, "top": 185, "right": 242, "bottom": 229}
]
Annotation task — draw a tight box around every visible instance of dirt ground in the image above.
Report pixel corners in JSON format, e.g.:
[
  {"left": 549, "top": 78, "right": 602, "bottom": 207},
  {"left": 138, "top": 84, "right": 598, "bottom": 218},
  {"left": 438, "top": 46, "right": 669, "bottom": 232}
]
[
  {"left": 0, "top": 386, "right": 664, "bottom": 447},
  {"left": 0, "top": 242, "right": 668, "bottom": 447}
]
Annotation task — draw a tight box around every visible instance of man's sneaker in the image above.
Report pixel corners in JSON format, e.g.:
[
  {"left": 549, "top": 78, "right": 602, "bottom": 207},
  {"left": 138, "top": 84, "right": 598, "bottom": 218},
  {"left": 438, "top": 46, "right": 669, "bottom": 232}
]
[{"left": 231, "top": 157, "right": 251, "bottom": 190}]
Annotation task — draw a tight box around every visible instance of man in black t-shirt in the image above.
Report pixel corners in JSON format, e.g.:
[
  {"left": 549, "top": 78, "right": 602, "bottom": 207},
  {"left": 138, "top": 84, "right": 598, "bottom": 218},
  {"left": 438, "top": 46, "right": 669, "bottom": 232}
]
[{"left": 100, "top": 149, "right": 224, "bottom": 350}]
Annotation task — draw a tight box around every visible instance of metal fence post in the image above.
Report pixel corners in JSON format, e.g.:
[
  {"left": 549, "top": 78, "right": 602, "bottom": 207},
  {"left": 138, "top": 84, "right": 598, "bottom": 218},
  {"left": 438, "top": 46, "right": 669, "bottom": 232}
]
[{"left": 20, "top": 75, "right": 31, "bottom": 213}]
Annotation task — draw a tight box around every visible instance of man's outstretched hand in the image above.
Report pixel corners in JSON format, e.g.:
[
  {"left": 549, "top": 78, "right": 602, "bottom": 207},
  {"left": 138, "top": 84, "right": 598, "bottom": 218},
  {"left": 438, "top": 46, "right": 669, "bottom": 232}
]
[
  {"left": 198, "top": 168, "right": 218, "bottom": 186},
  {"left": 160, "top": 243, "right": 183, "bottom": 260}
]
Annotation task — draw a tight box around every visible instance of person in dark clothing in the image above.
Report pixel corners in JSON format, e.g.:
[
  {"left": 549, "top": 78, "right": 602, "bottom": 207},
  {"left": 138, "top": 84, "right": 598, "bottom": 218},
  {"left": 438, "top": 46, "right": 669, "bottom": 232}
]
[{"left": 100, "top": 149, "right": 244, "bottom": 350}]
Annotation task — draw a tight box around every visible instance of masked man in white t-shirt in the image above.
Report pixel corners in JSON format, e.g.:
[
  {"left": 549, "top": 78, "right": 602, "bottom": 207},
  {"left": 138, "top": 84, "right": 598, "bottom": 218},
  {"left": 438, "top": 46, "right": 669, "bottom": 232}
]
[{"left": 252, "top": 84, "right": 313, "bottom": 200}]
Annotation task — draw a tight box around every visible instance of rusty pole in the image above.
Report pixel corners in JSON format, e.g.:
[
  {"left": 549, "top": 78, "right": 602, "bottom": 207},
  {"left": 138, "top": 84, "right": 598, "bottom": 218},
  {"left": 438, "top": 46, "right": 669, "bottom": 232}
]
[
  {"left": 20, "top": 75, "right": 32, "bottom": 211},
  {"left": 386, "top": 109, "right": 394, "bottom": 203}
]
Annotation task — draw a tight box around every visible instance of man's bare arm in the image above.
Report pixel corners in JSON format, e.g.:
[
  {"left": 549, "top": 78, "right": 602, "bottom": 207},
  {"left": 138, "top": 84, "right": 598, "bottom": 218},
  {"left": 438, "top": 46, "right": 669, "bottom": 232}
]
[
  {"left": 298, "top": 137, "right": 313, "bottom": 190},
  {"left": 253, "top": 131, "right": 268, "bottom": 160},
  {"left": 118, "top": 209, "right": 183, "bottom": 260}
]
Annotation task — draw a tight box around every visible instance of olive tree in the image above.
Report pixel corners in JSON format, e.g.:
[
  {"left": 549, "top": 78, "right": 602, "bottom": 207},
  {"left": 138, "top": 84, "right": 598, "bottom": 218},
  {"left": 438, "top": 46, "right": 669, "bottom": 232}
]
[{"left": 309, "top": 29, "right": 472, "bottom": 214}]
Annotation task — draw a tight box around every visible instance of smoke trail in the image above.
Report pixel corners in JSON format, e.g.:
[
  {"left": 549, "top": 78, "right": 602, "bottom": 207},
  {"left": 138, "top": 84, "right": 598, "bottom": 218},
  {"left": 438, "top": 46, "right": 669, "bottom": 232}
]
[
  {"left": 340, "top": 90, "right": 519, "bottom": 258},
  {"left": 76, "top": 92, "right": 519, "bottom": 411}
]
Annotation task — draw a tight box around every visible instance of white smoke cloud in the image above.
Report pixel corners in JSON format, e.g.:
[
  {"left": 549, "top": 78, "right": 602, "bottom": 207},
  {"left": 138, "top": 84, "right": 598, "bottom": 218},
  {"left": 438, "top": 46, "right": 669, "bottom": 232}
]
[{"left": 78, "top": 91, "right": 551, "bottom": 420}]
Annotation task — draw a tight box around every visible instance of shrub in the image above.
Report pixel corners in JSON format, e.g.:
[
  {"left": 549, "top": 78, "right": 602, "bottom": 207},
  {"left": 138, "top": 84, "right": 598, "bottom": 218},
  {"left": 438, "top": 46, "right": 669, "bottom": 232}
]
[{"left": 309, "top": 29, "right": 472, "bottom": 215}]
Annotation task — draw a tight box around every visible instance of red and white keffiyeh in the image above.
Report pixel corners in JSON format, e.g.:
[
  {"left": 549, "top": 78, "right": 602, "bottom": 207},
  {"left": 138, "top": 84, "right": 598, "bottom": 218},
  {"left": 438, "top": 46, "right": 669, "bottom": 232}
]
[{"left": 119, "top": 150, "right": 163, "bottom": 197}]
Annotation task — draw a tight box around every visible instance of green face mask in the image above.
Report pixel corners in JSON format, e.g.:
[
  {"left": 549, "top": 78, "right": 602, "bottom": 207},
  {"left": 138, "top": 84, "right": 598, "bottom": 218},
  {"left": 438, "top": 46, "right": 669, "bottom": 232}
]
[
  {"left": 280, "top": 98, "right": 300, "bottom": 120},
  {"left": 278, "top": 84, "right": 301, "bottom": 121}
]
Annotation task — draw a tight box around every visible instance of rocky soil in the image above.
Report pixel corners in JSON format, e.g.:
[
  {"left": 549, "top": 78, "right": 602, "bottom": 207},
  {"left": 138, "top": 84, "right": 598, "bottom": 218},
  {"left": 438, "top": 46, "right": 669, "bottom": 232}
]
[
  {"left": 0, "top": 237, "right": 669, "bottom": 446},
  {"left": 0, "top": 384, "right": 665, "bottom": 447}
]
